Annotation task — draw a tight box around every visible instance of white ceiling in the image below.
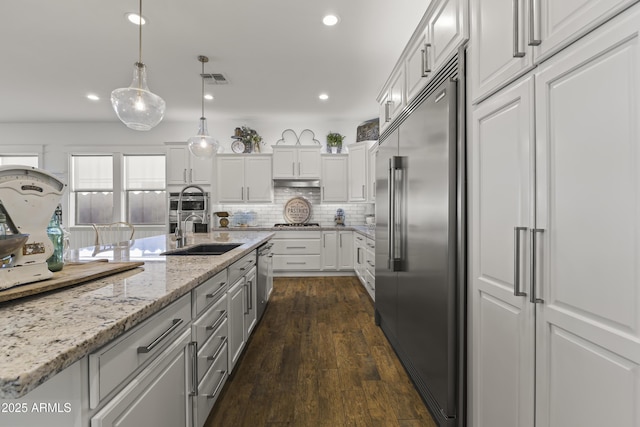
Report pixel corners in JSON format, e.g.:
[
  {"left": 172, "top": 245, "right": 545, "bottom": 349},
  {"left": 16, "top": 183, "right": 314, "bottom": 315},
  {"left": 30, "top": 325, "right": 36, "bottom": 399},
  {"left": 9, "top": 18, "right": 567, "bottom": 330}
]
[{"left": 0, "top": 0, "right": 429, "bottom": 124}]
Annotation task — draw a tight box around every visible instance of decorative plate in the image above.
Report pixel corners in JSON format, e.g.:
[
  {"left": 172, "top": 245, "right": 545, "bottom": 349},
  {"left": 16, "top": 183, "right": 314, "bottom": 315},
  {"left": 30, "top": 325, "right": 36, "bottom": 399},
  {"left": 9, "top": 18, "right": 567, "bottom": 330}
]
[
  {"left": 283, "top": 197, "right": 312, "bottom": 224},
  {"left": 231, "top": 140, "right": 245, "bottom": 153}
]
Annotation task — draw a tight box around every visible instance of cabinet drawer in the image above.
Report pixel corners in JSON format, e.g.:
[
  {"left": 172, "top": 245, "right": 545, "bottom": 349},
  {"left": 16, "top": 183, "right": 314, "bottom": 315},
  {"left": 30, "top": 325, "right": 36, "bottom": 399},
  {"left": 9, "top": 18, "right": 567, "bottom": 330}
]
[
  {"left": 365, "top": 269, "right": 375, "bottom": 291},
  {"left": 194, "top": 343, "right": 228, "bottom": 427},
  {"left": 273, "top": 254, "right": 321, "bottom": 270},
  {"left": 196, "top": 318, "right": 228, "bottom": 386},
  {"left": 193, "top": 269, "right": 228, "bottom": 317},
  {"left": 192, "top": 294, "right": 227, "bottom": 348},
  {"left": 91, "top": 329, "right": 190, "bottom": 427},
  {"left": 365, "top": 237, "right": 375, "bottom": 251},
  {"left": 272, "top": 239, "right": 321, "bottom": 255},
  {"left": 228, "top": 251, "right": 256, "bottom": 284},
  {"left": 89, "top": 293, "right": 190, "bottom": 409},
  {"left": 273, "top": 230, "right": 322, "bottom": 239},
  {"left": 365, "top": 248, "right": 375, "bottom": 273}
]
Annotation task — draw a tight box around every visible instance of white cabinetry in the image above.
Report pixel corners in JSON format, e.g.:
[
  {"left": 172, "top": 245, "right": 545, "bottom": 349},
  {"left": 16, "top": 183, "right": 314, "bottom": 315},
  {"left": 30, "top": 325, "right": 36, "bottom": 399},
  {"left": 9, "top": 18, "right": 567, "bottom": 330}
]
[
  {"left": 470, "top": 0, "right": 638, "bottom": 103},
  {"left": 407, "top": 0, "right": 467, "bottom": 101},
  {"left": 272, "top": 230, "right": 322, "bottom": 273},
  {"left": 272, "top": 146, "right": 321, "bottom": 179},
  {"left": 321, "top": 230, "right": 353, "bottom": 271},
  {"left": 347, "top": 142, "right": 373, "bottom": 202},
  {"left": 216, "top": 155, "right": 272, "bottom": 203},
  {"left": 321, "top": 154, "right": 348, "bottom": 202},
  {"left": 244, "top": 266, "right": 257, "bottom": 338},
  {"left": 166, "top": 143, "right": 212, "bottom": 186},
  {"left": 91, "top": 329, "right": 190, "bottom": 427},
  {"left": 470, "top": 7, "right": 640, "bottom": 426},
  {"left": 227, "top": 276, "right": 245, "bottom": 372},
  {"left": 378, "top": 68, "right": 405, "bottom": 134},
  {"left": 368, "top": 143, "right": 378, "bottom": 202},
  {"left": 353, "top": 233, "right": 375, "bottom": 299}
]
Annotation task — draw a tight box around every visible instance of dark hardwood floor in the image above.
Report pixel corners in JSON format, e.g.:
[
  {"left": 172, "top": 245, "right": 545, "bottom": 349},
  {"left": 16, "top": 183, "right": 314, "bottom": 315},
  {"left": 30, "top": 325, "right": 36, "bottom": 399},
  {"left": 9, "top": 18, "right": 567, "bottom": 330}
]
[{"left": 205, "top": 276, "right": 437, "bottom": 427}]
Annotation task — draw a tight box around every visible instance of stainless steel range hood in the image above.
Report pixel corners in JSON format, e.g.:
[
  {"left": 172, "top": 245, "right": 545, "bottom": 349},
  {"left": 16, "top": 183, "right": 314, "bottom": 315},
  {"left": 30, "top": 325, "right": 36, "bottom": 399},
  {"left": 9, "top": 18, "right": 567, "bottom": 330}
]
[{"left": 272, "top": 179, "right": 320, "bottom": 188}]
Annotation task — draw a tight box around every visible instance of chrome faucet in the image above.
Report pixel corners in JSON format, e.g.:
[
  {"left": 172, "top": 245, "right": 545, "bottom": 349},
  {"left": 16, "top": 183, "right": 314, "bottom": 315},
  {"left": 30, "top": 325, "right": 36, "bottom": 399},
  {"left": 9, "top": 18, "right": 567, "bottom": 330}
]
[
  {"left": 177, "top": 212, "right": 205, "bottom": 247},
  {"left": 174, "top": 184, "right": 208, "bottom": 247}
]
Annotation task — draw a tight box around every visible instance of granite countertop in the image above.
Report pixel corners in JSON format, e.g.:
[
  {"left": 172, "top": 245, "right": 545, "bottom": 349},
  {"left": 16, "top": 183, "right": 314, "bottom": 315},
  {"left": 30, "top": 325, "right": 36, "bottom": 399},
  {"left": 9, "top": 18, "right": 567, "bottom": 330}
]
[{"left": 0, "top": 230, "right": 274, "bottom": 399}]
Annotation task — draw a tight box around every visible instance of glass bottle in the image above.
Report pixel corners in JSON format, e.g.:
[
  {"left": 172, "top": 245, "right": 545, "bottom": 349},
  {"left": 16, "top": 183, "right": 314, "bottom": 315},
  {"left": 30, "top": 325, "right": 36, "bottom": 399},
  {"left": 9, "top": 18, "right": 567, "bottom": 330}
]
[{"left": 46, "top": 213, "right": 64, "bottom": 272}]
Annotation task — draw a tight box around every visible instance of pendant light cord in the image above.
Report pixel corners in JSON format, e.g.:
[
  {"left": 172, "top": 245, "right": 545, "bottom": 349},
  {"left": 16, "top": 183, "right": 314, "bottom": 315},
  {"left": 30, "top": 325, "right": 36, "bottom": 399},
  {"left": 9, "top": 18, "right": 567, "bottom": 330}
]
[
  {"left": 138, "top": 0, "right": 143, "bottom": 64},
  {"left": 201, "top": 59, "right": 205, "bottom": 119}
]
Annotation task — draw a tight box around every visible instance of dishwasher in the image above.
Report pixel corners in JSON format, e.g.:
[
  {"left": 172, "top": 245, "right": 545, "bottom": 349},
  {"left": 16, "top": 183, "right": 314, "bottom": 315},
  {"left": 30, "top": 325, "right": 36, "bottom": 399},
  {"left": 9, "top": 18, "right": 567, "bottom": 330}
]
[{"left": 256, "top": 242, "right": 273, "bottom": 321}]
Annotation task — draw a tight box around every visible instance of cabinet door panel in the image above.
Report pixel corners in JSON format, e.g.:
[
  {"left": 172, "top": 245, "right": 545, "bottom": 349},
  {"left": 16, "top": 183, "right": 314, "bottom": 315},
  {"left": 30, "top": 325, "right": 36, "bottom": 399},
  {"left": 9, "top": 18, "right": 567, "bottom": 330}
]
[
  {"left": 471, "top": 76, "right": 535, "bottom": 427},
  {"left": 534, "top": 0, "right": 639, "bottom": 62},
  {"left": 272, "top": 147, "right": 296, "bottom": 178},
  {"left": 190, "top": 153, "right": 212, "bottom": 185},
  {"left": 470, "top": 0, "right": 534, "bottom": 103},
  {"left": 216, "top": 157, "right": 245, "bottom": 202},
  {"left": 297, "top": 147, "right": 321, "bottom": 179},
  {"left": 348, "top": 143, "right": 368, "bottom": 202},
  {"left": 338, "top": 231, "right": 354, "bottom": 270},
  {"left": 321, "top": 156, "right": 348, "bottom": 202},
  {"left": 534, "top": 9, "right": 640, "bottom": 426},
  {"left": 227, "top": 278, "right": 246, "bottom": 372},
  {"left": 166, "top": 146, "right": 189, "bottom": 185},
  {"left": 321, "top": 231, "right": 338, "bottom": 270},
  {"left": 429, "top": 0, "right": 466, "bottom": 72},
  {"left": 406, "top": 32, "right": 430, "bottom": 101},
  {"left": 245, "top": 156, "right": 272, "bottom": 202}
]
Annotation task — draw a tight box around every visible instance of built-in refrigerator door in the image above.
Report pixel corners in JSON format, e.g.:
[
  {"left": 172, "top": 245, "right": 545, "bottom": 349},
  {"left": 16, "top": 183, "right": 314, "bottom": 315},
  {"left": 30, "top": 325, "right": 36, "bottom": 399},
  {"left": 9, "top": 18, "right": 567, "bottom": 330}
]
[
  {"left": 375, "top": 128, "right": 399, "bottom": 337},
  {"left": 397, "top": 79, "right": 458, "bottom": 421}
]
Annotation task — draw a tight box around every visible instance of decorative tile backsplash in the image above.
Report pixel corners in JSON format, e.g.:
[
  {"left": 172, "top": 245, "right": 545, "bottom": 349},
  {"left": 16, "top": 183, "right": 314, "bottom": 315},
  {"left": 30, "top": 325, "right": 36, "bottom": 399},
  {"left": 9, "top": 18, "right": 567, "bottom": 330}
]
[{"left": 213, "top": 187, "right": 374, "bottom": 227}]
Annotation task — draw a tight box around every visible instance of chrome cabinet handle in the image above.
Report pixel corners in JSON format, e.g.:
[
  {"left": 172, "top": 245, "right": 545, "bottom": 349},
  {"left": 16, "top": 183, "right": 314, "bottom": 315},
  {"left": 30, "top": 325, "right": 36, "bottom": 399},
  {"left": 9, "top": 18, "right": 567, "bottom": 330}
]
[
  {"left": 322, "top": 186, "right": 325, "bottom": 200},
  {"left": 529, "top": 229, "right": 544, "bottom": 303},
  {"left": 189, "top": 341, "right": 197, "bottom": 396},
  {"left": 207, "top": 337, "right": 228, "bottom": 362},
  {"left": 189, "top": 169, "right": 193, "bottom": 183},
  {"left": 528, "top": 0, "right": 541, "bottom": 46},
  {"left": 206, "top": 310, "right": 227, "bottom": 331},
  {"left": 514, "top": 227, "right": 528, "bottom": 296},
  {"left": 183, "top": 169, "right": 187, "bottom": 183},
  {"left": 513, "top": 0, "right": 526, "bottom": 57},
  {"left": 247, "top": 280, "right": 253, "bottom": 309},
  {"left": 385, "top": 101, "right": 392, "bottom": 122},
  {"left": 339, "top": 234, "right": 343, "bottom": 248},
  {"left": 247, "top": 187, "right": 250, "bottom": 200},
  {"left": 362, "top": 184, "right": 365, "bottom": 198},
  {"left": 292, "top": 162, "right": 295, "bottom": 176},
  {"left": 137, "top": 319, "right": 184, "bottom": 353},
  {"left": 367, "top": 260, "right": 375, "bottom": 268},
  {"left": 421, "top": 43, "right": 432, "bottom": 76},
  {"left": 286, "top": 261, "right": 307, "bottom": 265},
  {"left": 244, "top": 284, "right": 249, "bottom": 314},
  {"left": 286, "top": 246, "right": 307, "bottom": 249},
  {"left": 205, "top": 370, "right": 227, "bottom": 399},
  {"left": 298, "top": 162, "right": 301, "bottom": 176},
  {"left": 206, "top": 284, "right": 226, "bottom": 301}
]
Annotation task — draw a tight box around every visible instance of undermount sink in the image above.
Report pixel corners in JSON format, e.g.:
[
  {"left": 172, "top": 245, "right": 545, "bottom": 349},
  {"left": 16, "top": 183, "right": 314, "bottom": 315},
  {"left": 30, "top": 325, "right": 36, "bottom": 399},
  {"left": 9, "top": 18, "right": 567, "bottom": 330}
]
[{"left": 162, "top": 243, "right": 242, "bottom": 256}]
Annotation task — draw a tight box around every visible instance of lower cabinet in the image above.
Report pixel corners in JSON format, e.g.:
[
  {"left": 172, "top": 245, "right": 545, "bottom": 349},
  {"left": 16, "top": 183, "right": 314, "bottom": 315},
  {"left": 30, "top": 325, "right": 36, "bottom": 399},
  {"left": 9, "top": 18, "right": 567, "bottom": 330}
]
[
  {"left": 321, "top": 230, "right": 354, "bottom": 271},
  {"left": 353, "top": 233, "right": 375, "bottom": 300},
  {"left": 244, "top": 266, "right": 258, "bottom": 338},
  {"left": 227, "top": 276, "right": 246, "bottom": 372},
  {"left": 192, "top": 341, "right": 228, "bottom": 427},
  {"left": 272, "top": 230, "right": 322, "bottom": 273},
  {"left": 91, "top": 329, "right": 191, "bottom": 427}
]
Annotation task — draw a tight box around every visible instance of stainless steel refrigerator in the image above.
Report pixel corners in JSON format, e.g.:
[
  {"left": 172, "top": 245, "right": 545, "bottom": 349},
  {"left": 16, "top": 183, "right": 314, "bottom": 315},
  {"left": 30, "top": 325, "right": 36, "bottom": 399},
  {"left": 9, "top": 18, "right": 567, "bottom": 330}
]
[{"left": 375, "top": 64, "right": 465, "bottom": 427}]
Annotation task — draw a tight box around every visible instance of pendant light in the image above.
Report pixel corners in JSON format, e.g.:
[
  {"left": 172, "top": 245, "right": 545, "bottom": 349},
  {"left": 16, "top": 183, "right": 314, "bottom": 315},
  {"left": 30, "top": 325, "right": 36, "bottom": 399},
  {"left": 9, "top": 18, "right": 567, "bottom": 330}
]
[
  {"left": 111, "top": 0, "right": 166, "bottom": 131},
  {"left": 187, "top": 55, "right": 218, "bottom": 158}
]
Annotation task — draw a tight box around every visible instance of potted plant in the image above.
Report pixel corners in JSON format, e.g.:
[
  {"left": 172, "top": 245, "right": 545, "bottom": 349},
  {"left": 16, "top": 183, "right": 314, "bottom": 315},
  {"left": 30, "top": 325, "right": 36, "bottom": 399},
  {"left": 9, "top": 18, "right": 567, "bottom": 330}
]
[
  {"left": 240, "top": 126, "right": 264, "bottom": 153},
  {"left": 326, "top": 132, "right": 345, "bottom": 153}
]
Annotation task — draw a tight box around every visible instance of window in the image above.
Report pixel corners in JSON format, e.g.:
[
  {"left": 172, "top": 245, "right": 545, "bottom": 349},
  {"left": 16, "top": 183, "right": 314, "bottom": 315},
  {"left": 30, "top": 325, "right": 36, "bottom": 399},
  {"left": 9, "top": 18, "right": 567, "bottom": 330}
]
[
  {"left": 0, "top": 155, "right": 39, "bottom": 167},
  {"left": 71, "top": 154, "right": 166, "bottom": 226},
  {"left": 124, "top": 155, "right": 166, "bottom": 225},
  {"left": 71, "top": 155, "right": 114, "bottom": 225}
]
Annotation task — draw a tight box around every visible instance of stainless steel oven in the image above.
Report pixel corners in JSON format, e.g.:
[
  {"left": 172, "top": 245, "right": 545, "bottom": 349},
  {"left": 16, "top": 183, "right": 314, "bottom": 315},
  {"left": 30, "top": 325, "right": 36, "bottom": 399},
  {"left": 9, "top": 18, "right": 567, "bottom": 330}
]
[{"left": 168, "top": 192, "right": 210, "bottom": 234}]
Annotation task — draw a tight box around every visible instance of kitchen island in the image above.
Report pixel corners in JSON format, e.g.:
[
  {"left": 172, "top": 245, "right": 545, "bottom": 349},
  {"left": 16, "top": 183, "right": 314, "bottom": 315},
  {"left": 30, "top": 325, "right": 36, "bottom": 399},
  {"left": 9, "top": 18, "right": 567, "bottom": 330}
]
[{"left": 0, "top": 230, "right": 273, "bottom": 427}]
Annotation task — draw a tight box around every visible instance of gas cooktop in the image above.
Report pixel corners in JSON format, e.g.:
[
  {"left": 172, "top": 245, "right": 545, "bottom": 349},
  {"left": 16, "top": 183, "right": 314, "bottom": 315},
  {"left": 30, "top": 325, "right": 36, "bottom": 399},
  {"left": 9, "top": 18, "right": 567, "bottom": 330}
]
[{"left": 274, "top": 223, "right": 320, "bottom": 227}]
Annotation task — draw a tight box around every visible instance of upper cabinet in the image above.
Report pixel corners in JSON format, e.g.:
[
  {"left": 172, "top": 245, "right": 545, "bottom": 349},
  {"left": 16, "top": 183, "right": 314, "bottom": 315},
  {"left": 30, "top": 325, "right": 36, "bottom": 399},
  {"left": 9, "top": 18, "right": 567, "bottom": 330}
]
[
  {"left": 378, "top": 0, "right": 468, "bottom": 131},
  {"left": 348, "top": 141, "right": 374, "bottom": 202},
  {"left": 272, "top": 146, "right": 321, "bottom": 179},
  {"left": 407, "top": 0, "right": 468, "bottom": 101},
  {"left": 216, "top": 155, "right": 272, "bottom": 203},
  {"left": 321, "top": 155, "right": 348, "bottom": 202},
  {"left": 470, "top": 0, "right": 638, "bottom": 103},
  {"left": 165, "top": 143, "right": 212, "bottom": 186},
  {"left": 367, "top": 143, "right": 378, "bottom": 202}
]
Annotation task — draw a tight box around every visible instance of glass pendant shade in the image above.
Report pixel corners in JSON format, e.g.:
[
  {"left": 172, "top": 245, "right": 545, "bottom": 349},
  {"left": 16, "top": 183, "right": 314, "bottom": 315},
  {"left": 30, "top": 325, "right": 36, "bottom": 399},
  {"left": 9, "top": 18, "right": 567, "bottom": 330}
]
[
  {"left": 188, "top": 117, "right": 218, "bottom": 158},
  {"left": 111, "top": 62, "right": 166, "bottom": 131}
]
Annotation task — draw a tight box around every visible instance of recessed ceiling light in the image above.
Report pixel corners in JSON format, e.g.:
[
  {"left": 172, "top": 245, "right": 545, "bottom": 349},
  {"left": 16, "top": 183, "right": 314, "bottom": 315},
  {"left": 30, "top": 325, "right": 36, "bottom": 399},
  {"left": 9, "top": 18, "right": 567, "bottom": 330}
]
[
  {"left": 319, "top": 93, "right": 329, "bottom": 100},
  {"left": 322, "top": 15, "right": 339, "bottom": 26},
  {"left": 125, "top": 12, "right": 146, "bottom": 25},
  {"left": 87, "top": 94, "right": 100, "bottom": 101},
  {"left": 204, "top": 94, "right": 214, "bottom": 100}
]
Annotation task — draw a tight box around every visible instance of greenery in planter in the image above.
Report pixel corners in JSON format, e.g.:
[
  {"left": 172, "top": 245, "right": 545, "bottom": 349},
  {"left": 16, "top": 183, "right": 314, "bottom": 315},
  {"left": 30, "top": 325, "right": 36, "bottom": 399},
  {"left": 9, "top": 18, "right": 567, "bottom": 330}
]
[
  {"left": 326, "top": 132, "right": 345, "bottom": 152},
  {"left": 240, "top": 126, "right": 264, "bottom": 152}
]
